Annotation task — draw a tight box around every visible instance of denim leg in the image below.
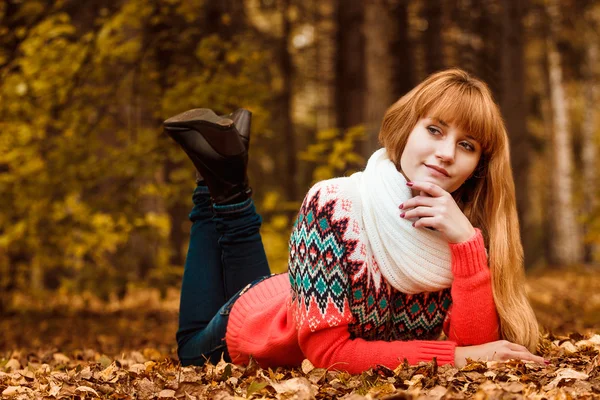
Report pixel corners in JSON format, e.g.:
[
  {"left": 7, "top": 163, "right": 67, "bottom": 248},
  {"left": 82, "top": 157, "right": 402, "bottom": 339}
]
[
  {"left": 177, "top": 274, "right": 271, "bottom": 366},
  {"left": 213, "top": 198, "right": 271, "bottom": 299},
  {"left": 176, "top": 194, "right": 271, "bottom": 365},
  {"left": 178, "top": 299, "right": 231, "bottom": 366},
  {"left": 176, "top": 185, "right": 226, "bottom": 349}
]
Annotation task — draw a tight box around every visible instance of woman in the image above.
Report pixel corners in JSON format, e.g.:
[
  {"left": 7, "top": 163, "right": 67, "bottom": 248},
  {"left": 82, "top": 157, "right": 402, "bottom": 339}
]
[{"left": 164, "top": 69, "right": 545, "bottom": 374}]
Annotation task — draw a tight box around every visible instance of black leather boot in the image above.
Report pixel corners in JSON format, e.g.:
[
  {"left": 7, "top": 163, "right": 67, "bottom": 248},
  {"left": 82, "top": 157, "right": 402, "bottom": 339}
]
[
  {"left": 163, "top": 108, "right": 252, "bottom": 205},
  {"left": 227, "top": 108, "right": 252, "bottom": 149}
]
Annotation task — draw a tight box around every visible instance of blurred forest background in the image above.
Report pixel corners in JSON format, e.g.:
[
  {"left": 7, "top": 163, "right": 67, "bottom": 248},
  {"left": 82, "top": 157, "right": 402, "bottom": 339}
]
[{"left": 1, "top": 0, "right": 600, "bottom": 353}]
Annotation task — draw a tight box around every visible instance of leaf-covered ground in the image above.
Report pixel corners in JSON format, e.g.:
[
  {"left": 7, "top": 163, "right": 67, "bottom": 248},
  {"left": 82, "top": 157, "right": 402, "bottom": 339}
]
[
  {"left": 1, "top": 268, "right": 599, "bottom": 399},
  {"left": 1, "top": 334, "right": 600, "bottom": 399}
]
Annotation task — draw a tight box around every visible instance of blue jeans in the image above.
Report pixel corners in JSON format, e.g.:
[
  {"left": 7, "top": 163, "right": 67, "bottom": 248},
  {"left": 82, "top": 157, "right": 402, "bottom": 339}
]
[{"left": 176, "top": 185, "right": 271, "bottom": 366}]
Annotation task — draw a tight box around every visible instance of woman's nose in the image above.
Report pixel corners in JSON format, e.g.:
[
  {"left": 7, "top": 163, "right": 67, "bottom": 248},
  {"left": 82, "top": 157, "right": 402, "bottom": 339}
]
[{"left": 435, "top": 141, "right": 455, "bottom": 163}]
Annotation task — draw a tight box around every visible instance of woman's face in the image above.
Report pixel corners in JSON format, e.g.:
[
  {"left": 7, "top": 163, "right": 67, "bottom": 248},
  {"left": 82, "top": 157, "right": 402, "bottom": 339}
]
[{"left": 400, "top": 117, "right": 482, "bottom": 193}]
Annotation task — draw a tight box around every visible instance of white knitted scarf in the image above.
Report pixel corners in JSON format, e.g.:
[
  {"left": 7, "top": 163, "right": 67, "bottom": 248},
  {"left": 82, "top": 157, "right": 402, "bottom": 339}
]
[{"left": 355, "top": 148, "right": 453, "bottom": 294}]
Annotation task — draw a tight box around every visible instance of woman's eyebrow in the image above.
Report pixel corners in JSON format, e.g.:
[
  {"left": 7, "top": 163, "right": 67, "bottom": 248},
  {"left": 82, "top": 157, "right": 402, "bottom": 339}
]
[{"left": 431, "top": 118, "right": 449, "bottom": 127}]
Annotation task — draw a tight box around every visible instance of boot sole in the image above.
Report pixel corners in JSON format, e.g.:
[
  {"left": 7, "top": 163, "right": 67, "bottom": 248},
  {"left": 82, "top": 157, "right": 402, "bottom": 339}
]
[{"left": 163, "top": 108, "right": 233, "bottom": 130}]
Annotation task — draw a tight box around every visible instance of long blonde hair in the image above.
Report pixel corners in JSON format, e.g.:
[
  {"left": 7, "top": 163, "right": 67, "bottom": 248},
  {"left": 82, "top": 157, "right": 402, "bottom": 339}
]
[{"left": 379, "top": 69, "right": 539, "bottom": 351}]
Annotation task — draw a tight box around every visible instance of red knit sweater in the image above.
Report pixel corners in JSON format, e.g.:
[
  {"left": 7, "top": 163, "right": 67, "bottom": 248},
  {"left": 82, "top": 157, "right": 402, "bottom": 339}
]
[{"left": 225, "top": 181, "right": 499, "bottom": 374}]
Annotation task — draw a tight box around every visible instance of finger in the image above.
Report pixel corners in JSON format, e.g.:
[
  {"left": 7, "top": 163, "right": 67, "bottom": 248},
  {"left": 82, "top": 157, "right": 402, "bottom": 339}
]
[
  {"left": 400, "top": 196, "right": 437, "bottom": 210},
  {"left": 512, "top": 352, "right": 546, "bottom": 365},
  {"left": 497, "top": 350, "right": 544, "bottom": 364},
  {"left": 507, "top": 342, "right": 530, "bottom": 353},
  {"left": 402, "top": 206, "right": 436, "bottom": 220},
  {"left": 407, "top": 181, "right": 447, "bottom": 198},
  {"left": 412, "top": 216, "right": 438, "bottom": 230}
]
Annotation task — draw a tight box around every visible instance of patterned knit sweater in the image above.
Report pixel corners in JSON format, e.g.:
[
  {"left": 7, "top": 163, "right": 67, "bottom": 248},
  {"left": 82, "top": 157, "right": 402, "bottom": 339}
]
[{"left": 226, "top": 178, "right": 499, "bottom": 374}]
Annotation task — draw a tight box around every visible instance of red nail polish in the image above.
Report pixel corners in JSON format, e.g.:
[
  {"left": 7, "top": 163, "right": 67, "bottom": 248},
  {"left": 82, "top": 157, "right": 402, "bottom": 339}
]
[
  {"left": 399, "top": 203, "right": 404, "bottom": 209},
  {"left": 544, "top": 359, "right": 550, "bottom": 365},
  {"left": 412, "top": 222, "right": 415, "bottom": 227},
  {"left": 400, "top": 213, "right": 405, "bottom": 218},
  {"left": 406, "top": 182, "right": 413, "bottom": 187}
]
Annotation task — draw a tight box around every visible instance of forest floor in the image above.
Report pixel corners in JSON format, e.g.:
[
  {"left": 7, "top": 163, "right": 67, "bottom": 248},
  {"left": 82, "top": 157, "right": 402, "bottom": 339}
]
[{"left": 1, "top": 267, "right": 600, "bottom": 399}]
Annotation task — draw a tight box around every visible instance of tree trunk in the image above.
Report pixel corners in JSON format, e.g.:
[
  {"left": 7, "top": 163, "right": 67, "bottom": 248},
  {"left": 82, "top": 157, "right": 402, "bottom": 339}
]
[
  {"left": 423, "top": 0, "right": 444, "bottom": 75},
  {"left": 364, "top": 0, "right": 399, "bottom": 155},
  {"left": 390, "top": 0, "right": 414, "bottom": 96},
  {"left": 445, "top": 0, "right": 477, "bottom": 75},
  {"left": 315, "top": 0, "right": 337, "bottom": 131},
  {"left": 280, "top": 0, "right": 297, "bottom": 201},
  {"left": 335, "top": 0, "right": 365, "bottom": 130},
  {"left": 157, "top": 19, "right": 188, "bottom": 269},
  {"left": 545, "top": 0, "right": 583, "bottom": 266},
  {"left": 479, "top": 0, "right": 500, "bottom": 95},
  {"left": 582, "top": 31, "right": 599, "bottom": 264},
  {"left": 500, "top": 0, "right": 534, "bottom": 266}
]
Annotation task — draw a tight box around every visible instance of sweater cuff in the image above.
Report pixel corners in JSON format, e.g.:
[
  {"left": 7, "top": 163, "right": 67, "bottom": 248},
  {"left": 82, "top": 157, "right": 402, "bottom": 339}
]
[
  {"left": 415, "top": 341, "right": 457, "bottom": 366},
  {"left": 449, "top": 228, "right": 488, "bottom": 277}
]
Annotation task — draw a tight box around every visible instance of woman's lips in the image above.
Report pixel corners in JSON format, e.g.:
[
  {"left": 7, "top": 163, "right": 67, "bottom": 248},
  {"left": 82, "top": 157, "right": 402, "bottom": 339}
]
[{"left": 425, "top": 164, "right": 450, "bottom": 177}]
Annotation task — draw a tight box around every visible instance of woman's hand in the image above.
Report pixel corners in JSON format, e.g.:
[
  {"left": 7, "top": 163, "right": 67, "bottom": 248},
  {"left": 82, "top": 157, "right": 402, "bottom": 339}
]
[
  {"left": 454, "top": 340, "right": 547, "bottom": 368},
  {"left": 400, "top": 181, "right": 475, "bottom": 243}
]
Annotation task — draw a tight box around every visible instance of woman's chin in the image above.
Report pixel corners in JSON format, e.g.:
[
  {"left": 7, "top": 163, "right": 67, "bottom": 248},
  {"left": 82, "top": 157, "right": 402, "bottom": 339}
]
[
  {"left": 403, "top": 171, "right": 455, "bottom": 192},
  {"left": 419, "top": 177, "right": 457, "bottom": 193},
  {"left": 419, "top": 175, "right": 444, "bottom": 185}
]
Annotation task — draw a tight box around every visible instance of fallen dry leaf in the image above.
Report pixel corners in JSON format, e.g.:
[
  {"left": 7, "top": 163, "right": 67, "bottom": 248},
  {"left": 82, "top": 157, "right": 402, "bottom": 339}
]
[
  {"left": 4, "top": 359, "right": 20, "bottom": 371},
  {"left": 427, "top": 385, "right": 448, "bottom": 399},
  {"left": 543, "top": 367, "right": 589, "bottom": 391},
  {"left": 268, "top": 377, "right": 316, "bottom": 399},
  {"left": 158, "top": 388, "right": 176, "bottom": 398},
  {"left": 301, "top": 359, "right": 315, "bottom": 375},
  {"left": 53, "top": 353, "right": 70, "bottom": 363},
  {"left": 2, "top": 386, "right": 27, "bottom": 396},
  {"left": 76, "top": 385, "right": 100, "bottom": 396}
]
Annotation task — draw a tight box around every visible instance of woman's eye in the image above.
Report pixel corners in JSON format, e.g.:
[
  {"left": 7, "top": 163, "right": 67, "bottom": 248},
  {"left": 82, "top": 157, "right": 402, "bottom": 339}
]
[
  {"left": 459, "top": 141, "right": 475, "bottom": 151},
  {"left": 427, "top": 126, "right": 441, "bottom": 135}
]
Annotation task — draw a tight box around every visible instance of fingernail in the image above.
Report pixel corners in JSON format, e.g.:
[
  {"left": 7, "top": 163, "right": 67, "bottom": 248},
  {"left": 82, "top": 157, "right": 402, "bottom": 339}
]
[
  {"left": 399, "top": 203, "right": 404, "bottom": 209},
  {"left": 412, "top": 222, "right": 416, "bottom": 227},
  {"left": 544, "top": 359, "right": 550, "bottom": 365},
  {"left": 406, "top": 182, "right": 413, "bottom": 187},
  {"left": 400, "top": 213, "right": 405, "bottom": 218}
]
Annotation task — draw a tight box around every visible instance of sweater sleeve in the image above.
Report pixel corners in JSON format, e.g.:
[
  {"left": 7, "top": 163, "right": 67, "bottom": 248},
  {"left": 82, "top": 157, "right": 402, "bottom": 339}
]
[
  {"left": 443, "top": 229, "right": 500, "bottom": 345},
  {"left": 299, "top": 326, "right": 456, "bottom": 374},
  {"left": 289, "top": 181, "right": 457, "bottom": 374}
]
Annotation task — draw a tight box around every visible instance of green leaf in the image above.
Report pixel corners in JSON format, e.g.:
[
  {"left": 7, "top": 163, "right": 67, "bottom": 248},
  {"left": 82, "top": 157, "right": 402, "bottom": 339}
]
[{"left": 246, "top": 380, "right": 268, "bottom": 398}]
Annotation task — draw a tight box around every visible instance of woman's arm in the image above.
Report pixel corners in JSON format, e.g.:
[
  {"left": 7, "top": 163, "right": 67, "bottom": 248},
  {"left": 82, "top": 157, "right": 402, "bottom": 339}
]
[
  {"left": 444, "top": 229, "right": 500, "bottom": 345},
  {"left": 447, "top": 235, "right": 545, "bottom": 367},
  {"left": 298, "top": 325, "right": 456, "bottom": 374},
  {"left": 398, "top": 181, "right": 500, "bottom": 344}
]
